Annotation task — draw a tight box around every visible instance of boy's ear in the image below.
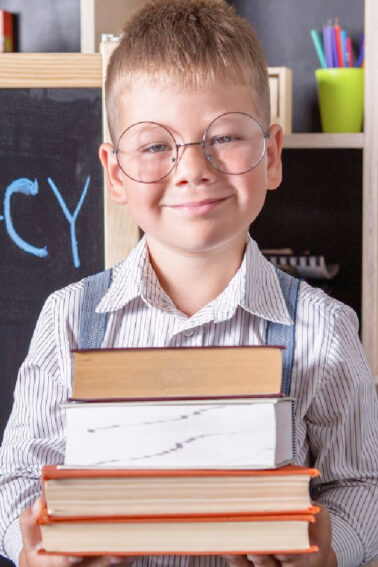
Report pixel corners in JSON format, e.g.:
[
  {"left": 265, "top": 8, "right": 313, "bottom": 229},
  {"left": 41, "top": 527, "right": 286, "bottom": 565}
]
[
  {"left": 99, "top": 143, "right": 128, "bottom": 204},
  {"left": 266, "top": 124, "right": 283, "bottom": 191}
]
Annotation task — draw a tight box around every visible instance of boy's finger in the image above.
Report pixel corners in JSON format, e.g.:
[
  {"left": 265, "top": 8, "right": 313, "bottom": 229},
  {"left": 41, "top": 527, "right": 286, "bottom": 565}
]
[
  {"left": 19, "top": 498, "right": 44, "bottom": 550},
  {"left": 246, "top": 555, "right": 281, "bottom": 566},
  {"left": 222, "top": 555, "right": 253, "bottom": 567}
]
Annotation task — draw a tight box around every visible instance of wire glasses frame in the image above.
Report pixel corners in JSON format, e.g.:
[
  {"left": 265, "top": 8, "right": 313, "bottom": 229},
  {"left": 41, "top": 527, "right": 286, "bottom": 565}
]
[{"left": 113, "top": 111, "right": 270, "bottom": 184}]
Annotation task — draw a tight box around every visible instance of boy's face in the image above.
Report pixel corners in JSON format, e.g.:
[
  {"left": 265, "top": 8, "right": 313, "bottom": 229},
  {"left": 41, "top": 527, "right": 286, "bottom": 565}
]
[{"left": 100, "top": 76, "right": 282, "bottom": 258}]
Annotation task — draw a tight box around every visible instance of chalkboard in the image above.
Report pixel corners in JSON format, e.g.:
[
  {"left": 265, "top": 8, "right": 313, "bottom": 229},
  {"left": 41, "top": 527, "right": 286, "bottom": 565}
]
[{"left": 0, "top": 87, "right": 104, "bottom": 444}]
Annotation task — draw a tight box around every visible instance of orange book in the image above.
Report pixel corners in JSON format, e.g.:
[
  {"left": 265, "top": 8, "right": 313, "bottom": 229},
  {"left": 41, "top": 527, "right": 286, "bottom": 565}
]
[
  {"left": 38, "top": 508, "right": 319, "bottom": 556},
  {"left": 42, "top": 465, "right": 320, "bottom": 518}
]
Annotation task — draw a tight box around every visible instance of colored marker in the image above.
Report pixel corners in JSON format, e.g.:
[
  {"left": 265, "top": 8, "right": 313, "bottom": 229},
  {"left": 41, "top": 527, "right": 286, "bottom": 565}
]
[
  {"left": 341, "top": 29, "right": 348, "bottom": 67},
  {"left": 334, "top": 21, "right": 344, "bottom": 67},
  {"left": 356, "top": 33, "right": 364, "bottom": 67},
  {"left": 323, "top": 25, "right": 334, "bottom": 68},
  {"left": 310, "top": 29, "right": 326, "bottom": 68},
  {"left": 330, "top": 26, "right": 338, "bottom": 67},
  {"left": 346, "top": 35, "right": 354, "bottom": 67}
]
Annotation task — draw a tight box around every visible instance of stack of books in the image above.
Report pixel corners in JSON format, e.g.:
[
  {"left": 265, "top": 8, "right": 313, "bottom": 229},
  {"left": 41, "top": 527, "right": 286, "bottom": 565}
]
[{"left": 38, "top": 346, "right": 319, "bottom": 557}]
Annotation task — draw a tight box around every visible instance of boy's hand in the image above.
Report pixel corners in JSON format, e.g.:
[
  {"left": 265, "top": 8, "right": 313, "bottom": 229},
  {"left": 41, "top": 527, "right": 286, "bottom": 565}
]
[
  {"left": 19, "top": 498, "right": 135, "bottom": 567},
  {"left": 222, "top": 503, "right": 337, "bottom": 567}
]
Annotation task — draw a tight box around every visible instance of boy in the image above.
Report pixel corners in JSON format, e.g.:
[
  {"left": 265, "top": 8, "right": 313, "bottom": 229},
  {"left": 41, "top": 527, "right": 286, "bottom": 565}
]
[{"left": 0, "top": 1, "right": 377, "bottom": 567}]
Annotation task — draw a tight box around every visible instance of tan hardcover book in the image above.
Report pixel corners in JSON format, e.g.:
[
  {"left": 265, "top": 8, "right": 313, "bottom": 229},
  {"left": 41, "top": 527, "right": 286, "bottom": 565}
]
[
  {"left": 72, "top": 346, "right": 284, "bottom": 400},
  {"left": 38, "top": 511, "right": 318, "bottom": 555},
  {"left": 42, "top": 465, "right": 319, "bottom": 518}
]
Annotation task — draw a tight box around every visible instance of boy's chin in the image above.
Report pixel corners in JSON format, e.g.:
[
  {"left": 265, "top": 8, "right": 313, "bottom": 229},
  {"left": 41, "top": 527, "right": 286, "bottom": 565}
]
[{"left": 147, "top": 231, "right": 248, "bottom": 257}]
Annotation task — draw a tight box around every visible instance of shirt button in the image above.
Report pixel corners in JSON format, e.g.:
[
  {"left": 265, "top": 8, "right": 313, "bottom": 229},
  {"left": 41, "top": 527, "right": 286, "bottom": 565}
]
[{"left": 183, "top": 329, "right": 194, "bottom": 337}]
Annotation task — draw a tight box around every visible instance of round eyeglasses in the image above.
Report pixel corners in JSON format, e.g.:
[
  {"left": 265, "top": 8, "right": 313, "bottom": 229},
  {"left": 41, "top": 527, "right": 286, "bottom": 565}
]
[{"left": 113, "top": 112, "right": 270, "bottom": 184}]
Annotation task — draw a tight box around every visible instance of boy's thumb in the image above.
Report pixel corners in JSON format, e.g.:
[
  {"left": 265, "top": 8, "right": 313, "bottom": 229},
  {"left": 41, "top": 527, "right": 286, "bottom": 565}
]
[{"left": 20, "top": 498, "right": 44, "bottom": 551}]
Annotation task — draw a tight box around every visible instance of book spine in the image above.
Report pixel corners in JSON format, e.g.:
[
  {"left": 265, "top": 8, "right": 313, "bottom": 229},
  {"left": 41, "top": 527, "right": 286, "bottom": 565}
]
[{"left": 0, "top": 11, "right": 13, "bottom": 52}]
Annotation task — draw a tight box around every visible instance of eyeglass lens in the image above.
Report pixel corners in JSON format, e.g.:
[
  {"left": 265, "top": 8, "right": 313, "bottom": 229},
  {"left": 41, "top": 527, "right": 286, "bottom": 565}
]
[{"left": 115, "top": 112, "right": 267, "bottom": 183}]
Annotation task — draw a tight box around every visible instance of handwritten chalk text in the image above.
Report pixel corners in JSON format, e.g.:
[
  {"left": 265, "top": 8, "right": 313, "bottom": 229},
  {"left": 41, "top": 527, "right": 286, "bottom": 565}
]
[{"left": 0, "top": 176, "right": 90, "bottom": 268}]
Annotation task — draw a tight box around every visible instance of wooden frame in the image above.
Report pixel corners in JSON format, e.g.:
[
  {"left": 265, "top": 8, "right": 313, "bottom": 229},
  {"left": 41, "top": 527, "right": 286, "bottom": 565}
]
[
  {"left": 268, "top": 67, "right": 292, "bottom": 134},
  {"left": 362, "top": 0, "right": 378, "bottom": 384}
]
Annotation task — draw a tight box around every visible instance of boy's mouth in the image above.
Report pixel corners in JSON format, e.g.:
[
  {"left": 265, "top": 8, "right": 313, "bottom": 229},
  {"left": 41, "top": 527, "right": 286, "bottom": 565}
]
[{"left": 166, "top": 196, "right": 231, "bottom": 215}]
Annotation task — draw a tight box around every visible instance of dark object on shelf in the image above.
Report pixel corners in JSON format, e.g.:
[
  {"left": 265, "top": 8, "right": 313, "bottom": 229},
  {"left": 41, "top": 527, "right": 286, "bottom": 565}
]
[{"left": 262, "top": 249, "right": 339, "bottom": 280}]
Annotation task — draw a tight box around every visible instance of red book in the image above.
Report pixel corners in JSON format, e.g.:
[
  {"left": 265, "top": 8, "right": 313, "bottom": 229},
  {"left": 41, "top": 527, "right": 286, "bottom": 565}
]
[{"left": 0, "top": 11, "right": 13, "bottom": 53}]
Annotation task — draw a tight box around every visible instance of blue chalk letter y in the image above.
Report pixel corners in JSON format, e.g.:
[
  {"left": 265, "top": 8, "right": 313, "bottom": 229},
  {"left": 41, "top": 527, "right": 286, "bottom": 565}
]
[{"left": 47, "top": 176, "right": 90, "bottom": 268}]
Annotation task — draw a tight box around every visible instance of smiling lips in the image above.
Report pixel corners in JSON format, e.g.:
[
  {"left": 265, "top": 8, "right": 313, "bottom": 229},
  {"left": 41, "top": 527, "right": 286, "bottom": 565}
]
[{"left": 167, "top": 196, "right": 231, "bottom": 215}]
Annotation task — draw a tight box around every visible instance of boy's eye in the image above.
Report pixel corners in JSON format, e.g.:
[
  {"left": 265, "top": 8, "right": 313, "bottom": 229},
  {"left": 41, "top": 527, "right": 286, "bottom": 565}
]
[
  {"left": 210, "top": 134, "right": 241, "bottom": 145},
  {"left": 141, "top": 143, "right": 172, "bottom": 153}
]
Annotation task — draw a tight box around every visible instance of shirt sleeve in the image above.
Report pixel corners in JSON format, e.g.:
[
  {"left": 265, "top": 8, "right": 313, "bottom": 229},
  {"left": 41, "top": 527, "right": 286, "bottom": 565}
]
[
  {"left": 307, "top": 304, "right": 378, "bottom": 567},
  {"left": 0, "top": 292, "right": 71, "bottom": 566}
]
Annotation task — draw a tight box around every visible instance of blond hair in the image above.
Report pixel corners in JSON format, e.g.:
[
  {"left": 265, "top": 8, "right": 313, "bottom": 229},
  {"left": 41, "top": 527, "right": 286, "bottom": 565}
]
[{"left": 105, "top": 0, "right": 270, "bottom": 141}]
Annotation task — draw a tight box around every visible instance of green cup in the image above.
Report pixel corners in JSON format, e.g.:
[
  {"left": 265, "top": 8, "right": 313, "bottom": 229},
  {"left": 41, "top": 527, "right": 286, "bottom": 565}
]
[{"left": 315, "top": 68, "right": 364, "bottom": 132}]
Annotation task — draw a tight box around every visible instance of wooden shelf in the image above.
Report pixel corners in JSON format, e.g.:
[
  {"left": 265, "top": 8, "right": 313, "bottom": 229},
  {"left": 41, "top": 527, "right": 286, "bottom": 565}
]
[
  {"left": 0, "top": 53, "right": 102, "bottom": 87},
  {"left": 283, "top": 133, "right": 364, "bottom": 149}
]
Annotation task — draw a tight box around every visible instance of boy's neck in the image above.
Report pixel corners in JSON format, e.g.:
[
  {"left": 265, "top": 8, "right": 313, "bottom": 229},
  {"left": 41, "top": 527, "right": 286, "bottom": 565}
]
[{"left": 146, "top": 235, "right": 247, "bottom": 317}]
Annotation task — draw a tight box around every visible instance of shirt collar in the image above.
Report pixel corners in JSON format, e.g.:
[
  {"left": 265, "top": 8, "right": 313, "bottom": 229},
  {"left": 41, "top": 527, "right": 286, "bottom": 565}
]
[
  {"left": 240, "top": 236, "right": 293, "bottom": 325},
  {"left": 96, "top": 235, "right": 293, "bottom": 325},
  {"left": 96, "top": 237, "right": 147, "bottom": 314}
]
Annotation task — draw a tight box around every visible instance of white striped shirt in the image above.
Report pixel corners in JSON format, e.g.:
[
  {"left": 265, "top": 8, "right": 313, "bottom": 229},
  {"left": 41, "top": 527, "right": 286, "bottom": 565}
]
[{"left": 0, "top": 235, "right": 377, "bottom": 567}]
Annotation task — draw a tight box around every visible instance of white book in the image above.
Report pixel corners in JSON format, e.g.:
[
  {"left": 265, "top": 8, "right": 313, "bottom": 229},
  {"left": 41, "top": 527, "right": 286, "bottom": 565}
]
[{"left": 63, "top": 398, "right": 295, "bottom": 469}]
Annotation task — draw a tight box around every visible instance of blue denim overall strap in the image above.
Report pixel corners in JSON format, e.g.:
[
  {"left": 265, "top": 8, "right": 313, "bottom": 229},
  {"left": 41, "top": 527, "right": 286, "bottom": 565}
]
[
  {"left": 78, "top": 269, "right": 112, "bottom": 350},
  {"left": 266, "top": 268, "right": 300, "bottom": 396}
]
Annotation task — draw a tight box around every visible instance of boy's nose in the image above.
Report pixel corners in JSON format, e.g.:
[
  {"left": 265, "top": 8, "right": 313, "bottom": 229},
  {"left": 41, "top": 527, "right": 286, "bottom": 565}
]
[{"left": 173, "top": 144, "right": 217, "bottom": 186}]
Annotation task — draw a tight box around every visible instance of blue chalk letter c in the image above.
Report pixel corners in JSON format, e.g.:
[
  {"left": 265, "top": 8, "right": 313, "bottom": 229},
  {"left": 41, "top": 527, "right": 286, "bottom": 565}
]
[{"left": 4, "top": 178, "right": 48, "bottom": 258}]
